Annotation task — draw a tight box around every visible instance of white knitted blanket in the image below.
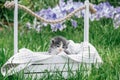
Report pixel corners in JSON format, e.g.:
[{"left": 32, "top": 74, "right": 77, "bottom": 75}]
[{"left": 1, "top": 42, "right": 103, "bottom": 76}]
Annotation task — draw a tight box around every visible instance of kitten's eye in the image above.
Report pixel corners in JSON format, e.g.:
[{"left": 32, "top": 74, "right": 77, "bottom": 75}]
[
  {"left": 63, "top": 46, "right": 67, "bottom": 49},
  {"left": 62, "top": 46, "right": 67, "bottom": 48},
  {"left": 57, "top": 45, "right": 60, "bottom": 47}
]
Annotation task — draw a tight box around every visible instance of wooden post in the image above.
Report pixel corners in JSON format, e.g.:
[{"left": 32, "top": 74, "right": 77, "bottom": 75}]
[
  {"left": 84, "top": 0, "right": 89, "bottom": 43},
  {"left": 14, "top": 0, "right": 18, "bottom": 54}
]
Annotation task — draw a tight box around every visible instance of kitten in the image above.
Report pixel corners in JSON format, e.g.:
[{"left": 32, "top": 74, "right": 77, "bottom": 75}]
[{"left": 48, "top": 36, "right": 70, "bottom": 55}]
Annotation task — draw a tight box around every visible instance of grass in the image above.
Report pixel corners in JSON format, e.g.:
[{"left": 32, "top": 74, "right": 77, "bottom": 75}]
[{"left": 0, "top": 18, "right": 120, "bottom": 80}]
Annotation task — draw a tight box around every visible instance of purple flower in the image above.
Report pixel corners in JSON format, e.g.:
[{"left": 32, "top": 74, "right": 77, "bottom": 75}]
[
  {"left": 67, "top": 0, "right": 73, "bottom": 5},
  {"left": 68, "top": 7, "right": 74, "bottom": 13},
  {"left": 61, "top": 9, "right": 67, "bottom": 16},
  {"left": 50, "top": 23, "right": 67, "bottom": 31},
  {"left": 71, "top": 19, "right": 77, "bottom": 28},
  {"left": 105, "top": 2, "right": 111, "bottom": 7},
  {"left": 56, "top": 23, "right": 61, "bottom": 29},
  {"left": 114, "top": 7, "right": 120, "bottom": 13},
  {"left": 73, "top": 2, "right": 83, "bottom": 9},
  {"left": 59, "top": 0, "right": 66, "bottom": 8},
  {"left": 91, "top": 2, "right": 115, "bottom": 20},
  {"left": 33, "top": 1, "right": 120, "bottom": 31},
  {"left": 51, "top": 13, "right": 57, "bottom": 19},
  {"left": 50, "top": 24, "right": 57, "bottom": 31}
]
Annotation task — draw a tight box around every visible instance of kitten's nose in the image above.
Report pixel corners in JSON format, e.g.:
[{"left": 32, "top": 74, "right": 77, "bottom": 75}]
[{"left": 59, "top": 48, "right": 63, "bottom": 52}]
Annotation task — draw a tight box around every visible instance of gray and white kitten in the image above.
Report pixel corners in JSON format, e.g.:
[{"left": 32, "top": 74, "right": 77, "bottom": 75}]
[{"left": 48, "top": 36, "right": 70, "bottom": 55}]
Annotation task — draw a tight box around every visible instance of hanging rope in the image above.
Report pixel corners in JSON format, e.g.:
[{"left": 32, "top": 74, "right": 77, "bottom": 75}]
[{"left": 4, "top": 1, "right": 96, "bottom": 24}]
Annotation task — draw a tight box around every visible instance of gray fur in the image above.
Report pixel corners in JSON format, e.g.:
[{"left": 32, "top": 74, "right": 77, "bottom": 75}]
[{"left": 48, "top": 36, "right": 70, "bottom": 54}]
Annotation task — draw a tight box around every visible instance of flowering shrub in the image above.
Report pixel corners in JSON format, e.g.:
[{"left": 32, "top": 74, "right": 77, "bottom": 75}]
[{"left": 26, "top": 0, "right": 120, "bottom": 32}]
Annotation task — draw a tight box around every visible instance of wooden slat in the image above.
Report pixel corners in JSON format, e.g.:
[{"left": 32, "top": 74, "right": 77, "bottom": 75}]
[
  {"left": 24, "top": 71, "right": 76, "bottom": 80},
  {"left": 24, "top": 65, "right": 91, "bottom": 79},
  {"left": 24, "top": 62, "right": 91, "bottom": 73},
  {"left": 24, "top": 63, "right": 77, "bottom": 73}
]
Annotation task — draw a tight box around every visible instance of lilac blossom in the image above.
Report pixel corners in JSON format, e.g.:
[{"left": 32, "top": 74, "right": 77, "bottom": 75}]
[
  {"left": 68, "top": 7, "right": 74, "bottom": 13},
  {"left": 59, "top": 0, "right": 66, "bottom": 8},
  {"left": 71, "top": 19, "right": 78, "bottom": 28},
  {"left": 50, "top": 23, "right": 67, "bottom": 31},
  {"left": 73, "top": 2, "right": 84, "bottom": 18},
  {"left": 30, "top": 0, "right": 120, "bottom": 32},
  {"left": 91, "top": 2, "right": 115, "bottom": 20}
]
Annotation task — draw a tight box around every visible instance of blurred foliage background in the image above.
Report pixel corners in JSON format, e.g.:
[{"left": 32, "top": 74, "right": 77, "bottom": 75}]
[{"left": 0, "top": 0, "right": 120, "bottom": 28}]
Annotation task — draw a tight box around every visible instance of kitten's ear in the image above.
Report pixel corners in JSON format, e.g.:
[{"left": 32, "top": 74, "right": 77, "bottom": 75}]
[
  {"left": 66, "top": 41, "right": 70, "bottom": 45},
  {"left": 51, "top": 39, "right": 55, "bottom": 43}
]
